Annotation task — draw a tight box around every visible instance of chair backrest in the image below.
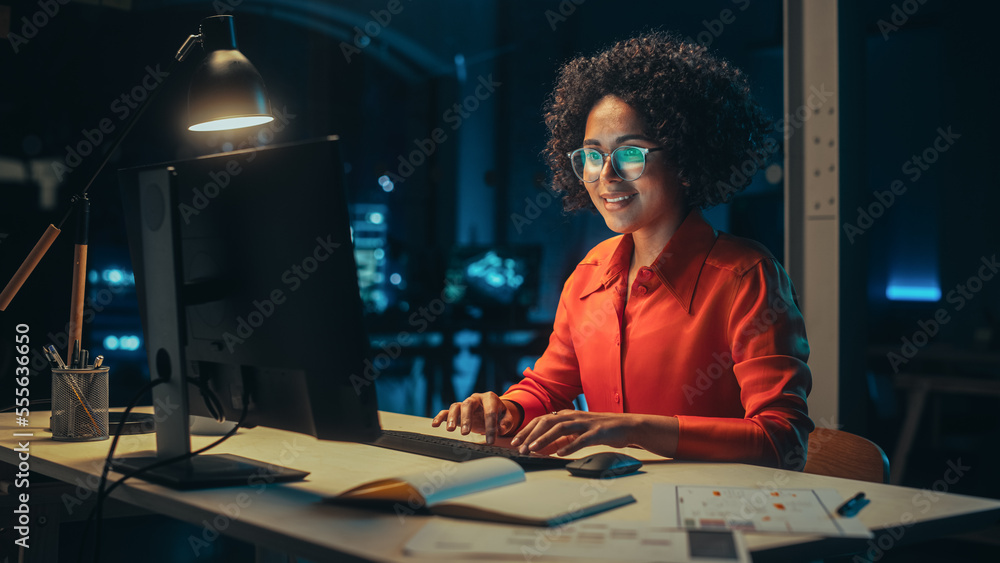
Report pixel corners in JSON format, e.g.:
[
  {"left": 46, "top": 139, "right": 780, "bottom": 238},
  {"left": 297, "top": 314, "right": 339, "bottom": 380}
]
[{"left": 803, "top": 427, "right": 890, "bottom": 484}]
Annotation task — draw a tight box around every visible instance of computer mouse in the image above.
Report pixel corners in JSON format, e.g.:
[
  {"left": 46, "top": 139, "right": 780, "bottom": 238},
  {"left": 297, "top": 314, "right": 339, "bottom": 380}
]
[{"left": 565, "top": 452, "right": 642, "bottom": 478}]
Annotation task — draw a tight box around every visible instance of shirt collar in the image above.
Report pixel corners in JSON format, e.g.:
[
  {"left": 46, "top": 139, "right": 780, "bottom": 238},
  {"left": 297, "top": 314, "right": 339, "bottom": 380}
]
[
  {"left": 649, "top": 209, "right": 718, "bottom": 313},
  {"left": 581, "top": 209, "right": 718, "bottom": 313}
]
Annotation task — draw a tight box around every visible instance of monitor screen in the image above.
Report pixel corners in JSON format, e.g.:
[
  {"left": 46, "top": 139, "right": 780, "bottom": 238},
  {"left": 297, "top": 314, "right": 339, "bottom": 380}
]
[
  {"left": 444, "top": 245, "right": 541, "bottom": 317},
  {"left": 118, "top": 136, "right": 381, "bottom": 484}
]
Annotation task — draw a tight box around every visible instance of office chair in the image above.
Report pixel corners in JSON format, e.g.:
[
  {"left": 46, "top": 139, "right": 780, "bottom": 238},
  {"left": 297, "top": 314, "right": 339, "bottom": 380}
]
[{"left": 803, "top": 427, "right": 890, "bottom": 484}]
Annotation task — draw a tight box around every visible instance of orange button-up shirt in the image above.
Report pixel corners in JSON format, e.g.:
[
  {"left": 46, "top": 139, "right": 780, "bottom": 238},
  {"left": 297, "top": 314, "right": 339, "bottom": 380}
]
[{"left": 502, "top": 210, "right": 813, "bottom": 469}]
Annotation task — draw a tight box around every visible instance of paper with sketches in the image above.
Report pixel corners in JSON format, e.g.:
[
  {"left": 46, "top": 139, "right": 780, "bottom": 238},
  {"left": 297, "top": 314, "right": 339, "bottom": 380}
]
[{"left": 651, "top": 485, "right": 872, "bottom": 538}]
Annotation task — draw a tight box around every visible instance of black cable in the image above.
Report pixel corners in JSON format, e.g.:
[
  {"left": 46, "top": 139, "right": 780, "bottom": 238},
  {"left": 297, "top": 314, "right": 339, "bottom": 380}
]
[
  {"left": 104, "top": 393, "right": 247, "bottom": 499},
  {"left": 74, "top": 375, "right": 164, "bottom": 563},
  {"left": 0, "top": 398, "right": 51, "bottom": 413},
  {"left": 187, "top": 375, "right": 225, "bottom": 422},
  {"left": 85, "top": 383, "right": 250, "bottom": 563},
  {"left": 55, "top": 54, "right": 180, "bottom": 231}
]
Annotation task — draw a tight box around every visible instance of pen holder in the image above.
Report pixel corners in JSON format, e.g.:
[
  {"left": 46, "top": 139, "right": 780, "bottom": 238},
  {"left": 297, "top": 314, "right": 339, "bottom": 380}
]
[{"left": 50, "top": 366, "right": 110, "bottom": 441}]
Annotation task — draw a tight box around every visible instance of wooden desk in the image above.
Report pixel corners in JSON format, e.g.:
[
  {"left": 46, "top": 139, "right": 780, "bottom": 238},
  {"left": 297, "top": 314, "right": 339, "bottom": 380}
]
[{"left": 2, "top": 411, "right": 999, "bottom": 562}]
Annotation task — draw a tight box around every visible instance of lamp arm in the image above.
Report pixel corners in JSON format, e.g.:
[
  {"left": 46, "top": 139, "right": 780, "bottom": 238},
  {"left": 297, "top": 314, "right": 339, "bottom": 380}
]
[
  {"left": 0, "top": 28, "right": 199, "bottom": 310},
  {"left": 0, "top": 224, "right": 62, "bottom": 311},
  {"left": 67, "top": 196, "right": 90, "bottom": 358},
  {"left": 70, "top": 56, "right": 181, "bottom": 207},
  {"left": 176, "top": 34, "right": 203, "bottom": 62}
]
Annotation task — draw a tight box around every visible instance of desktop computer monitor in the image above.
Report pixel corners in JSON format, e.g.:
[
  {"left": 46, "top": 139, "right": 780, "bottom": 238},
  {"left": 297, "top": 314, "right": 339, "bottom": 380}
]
[{"left": 117, "top": 136, "right": 381, "bottom": 488}]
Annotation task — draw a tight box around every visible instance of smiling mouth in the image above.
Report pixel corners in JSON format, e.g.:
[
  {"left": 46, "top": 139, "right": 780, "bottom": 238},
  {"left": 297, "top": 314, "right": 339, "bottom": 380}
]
[{"left": 604, "top": 193, "right": 636, "bottom": 203}]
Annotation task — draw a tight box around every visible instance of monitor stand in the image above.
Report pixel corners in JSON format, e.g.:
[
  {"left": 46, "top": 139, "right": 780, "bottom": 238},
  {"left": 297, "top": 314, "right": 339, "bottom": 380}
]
[{"left": 111, "top": 454, "right": 308, "bottom": 490}]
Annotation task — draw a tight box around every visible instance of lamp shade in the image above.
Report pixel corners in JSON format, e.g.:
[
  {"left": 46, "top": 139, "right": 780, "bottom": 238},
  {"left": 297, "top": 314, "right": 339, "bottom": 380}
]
[{"left": 187, "top": 16, "right": 274, "bottom": 132}]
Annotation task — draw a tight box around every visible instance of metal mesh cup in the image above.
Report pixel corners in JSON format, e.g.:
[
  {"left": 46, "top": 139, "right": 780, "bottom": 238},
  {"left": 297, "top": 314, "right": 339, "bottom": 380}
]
[{"left": 51, "top": 367, "right": 109, "bottom": 441}]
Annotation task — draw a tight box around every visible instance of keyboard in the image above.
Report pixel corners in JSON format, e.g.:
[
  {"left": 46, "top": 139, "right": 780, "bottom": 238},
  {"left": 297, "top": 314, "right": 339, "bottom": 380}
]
[{"left": 372, "top": 429, "right": 570, "bottom": 470}]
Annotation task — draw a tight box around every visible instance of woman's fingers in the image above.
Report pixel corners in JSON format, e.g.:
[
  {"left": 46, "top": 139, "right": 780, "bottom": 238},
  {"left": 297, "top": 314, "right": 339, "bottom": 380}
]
[
  {"left": 437, "top": 408, "right": 632, "bottom": 457},
  {"left": 514, "top": 412, "right": 574, "bottom": 454},
  {"left": 430, "top": 409, "right": 450, "bottom": 427},
  {"left": 430, "top": 393, "right": 509, "bottom": 442},
  {"left": 431, "top": 403, "right": 465, "bottom": 431},
  {"left": 480, "top": 394, "right": 507, "bottom": 444},
  {"left": 555, "top": 430, "right": 598, "bottom": 456}
]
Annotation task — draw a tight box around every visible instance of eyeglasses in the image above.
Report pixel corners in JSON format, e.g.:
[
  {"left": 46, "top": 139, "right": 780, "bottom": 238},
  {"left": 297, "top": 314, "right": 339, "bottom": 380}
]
[{"left": 567, "top": 145, "right": 665, "bottom": 183}]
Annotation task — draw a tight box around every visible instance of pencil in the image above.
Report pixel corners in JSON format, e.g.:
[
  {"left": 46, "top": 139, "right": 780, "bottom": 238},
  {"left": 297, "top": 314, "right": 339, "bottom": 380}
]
[{"left": 64, "top": 374, "right": 102, "bottom": 435}]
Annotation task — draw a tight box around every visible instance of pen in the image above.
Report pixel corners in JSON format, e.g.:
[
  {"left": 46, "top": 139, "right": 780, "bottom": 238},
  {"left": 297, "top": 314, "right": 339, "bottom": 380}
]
[
  {"left": 46, "top": 344, "right": 68, "bottom": 369},
  {"left": 80, "top": 349, "right": 89, "bottom": 369},
  {"left": 42, "top": 347, "right": 58, "bottom": 369},
  {"left": 837, "top": 492, "right": 870, "bottom": 517},
  {"left": 93, "top": 355, "right": 104, "bottom": 369},
  {"left": 72, "top": 339, "right": 81, "bottom": 369}
]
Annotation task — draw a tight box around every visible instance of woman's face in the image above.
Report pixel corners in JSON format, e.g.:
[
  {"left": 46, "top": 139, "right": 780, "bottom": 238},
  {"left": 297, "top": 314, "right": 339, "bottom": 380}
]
[{"left": 581, "top": 95, "right": 686, "bottom": 240}]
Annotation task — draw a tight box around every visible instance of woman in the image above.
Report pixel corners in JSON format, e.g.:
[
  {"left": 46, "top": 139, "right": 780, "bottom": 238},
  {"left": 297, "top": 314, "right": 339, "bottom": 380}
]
[{"left": 431, "top": 32, "right": 813, "bottom": 470}]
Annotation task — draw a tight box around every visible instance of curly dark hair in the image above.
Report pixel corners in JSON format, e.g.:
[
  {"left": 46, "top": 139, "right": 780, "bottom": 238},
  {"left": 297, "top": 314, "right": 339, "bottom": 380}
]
[{"left": 543, "top": 31, "right": 771, "bottom": 211}]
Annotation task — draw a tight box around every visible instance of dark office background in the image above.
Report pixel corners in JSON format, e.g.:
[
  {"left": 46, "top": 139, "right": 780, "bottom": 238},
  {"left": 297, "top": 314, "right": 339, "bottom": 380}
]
[{"left": 1, "top": 0, "right": 998, "bottom": 561}]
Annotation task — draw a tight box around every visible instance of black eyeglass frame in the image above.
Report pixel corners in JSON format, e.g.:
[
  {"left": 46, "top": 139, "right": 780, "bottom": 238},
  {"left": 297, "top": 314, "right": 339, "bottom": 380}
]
[{"left": 567, "top": 145, "right": 666, "bottom": 183}]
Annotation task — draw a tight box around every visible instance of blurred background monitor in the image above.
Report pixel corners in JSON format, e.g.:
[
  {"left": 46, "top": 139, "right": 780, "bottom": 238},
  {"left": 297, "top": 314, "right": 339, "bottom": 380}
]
[{"left": 444, "top": 245, "right": 541, "bottom": 322}]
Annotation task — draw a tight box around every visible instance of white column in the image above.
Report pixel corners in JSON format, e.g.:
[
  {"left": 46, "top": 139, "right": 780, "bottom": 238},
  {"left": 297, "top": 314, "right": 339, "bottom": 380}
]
[{"left": 784, "top": 0, "right": 841, "bottom": 426}]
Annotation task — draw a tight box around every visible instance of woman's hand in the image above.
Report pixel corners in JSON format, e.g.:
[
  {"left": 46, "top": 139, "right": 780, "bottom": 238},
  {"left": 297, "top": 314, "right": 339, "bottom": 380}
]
[
  {"left": 510, "top": 411, "right": 679, "bottom": 457},
  {"left": 510, "top": 411, "right": 633, "bottom": 456},
  {"left": 431, "top": 393, "right": 521, "bottom": 445}
]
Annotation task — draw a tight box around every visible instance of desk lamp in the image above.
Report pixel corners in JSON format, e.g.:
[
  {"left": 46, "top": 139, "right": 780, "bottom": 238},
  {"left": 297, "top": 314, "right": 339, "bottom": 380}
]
[{"left": 0, "top": 15, "right": 273, "bottom": 362}]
